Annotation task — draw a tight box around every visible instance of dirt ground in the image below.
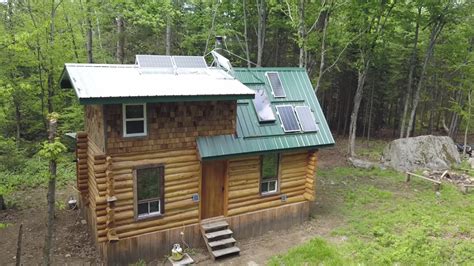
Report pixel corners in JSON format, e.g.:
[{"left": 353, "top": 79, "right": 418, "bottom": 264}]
[{"left": 0, "top": 138, "right": 351, "bottom": 265}]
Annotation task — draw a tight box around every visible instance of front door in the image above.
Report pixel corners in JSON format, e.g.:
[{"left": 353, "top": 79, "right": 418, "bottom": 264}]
[{"left": 201, "top": 161, "right": 226, "bottom": 219}]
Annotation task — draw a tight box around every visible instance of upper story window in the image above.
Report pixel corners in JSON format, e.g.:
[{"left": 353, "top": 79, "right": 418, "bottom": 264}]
[
  {"left": 123, "top": 103, "right": 147, "bottom": 137},
  {"left": 134, "top": 165, "right": 164, "bottom": 220},
  {"left": 261, "top": 153, "right": 280, "bottom": 195}
]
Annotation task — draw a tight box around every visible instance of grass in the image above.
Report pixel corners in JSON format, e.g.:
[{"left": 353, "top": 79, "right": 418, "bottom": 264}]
[{"left": 269, "top": 166, "right": 474, "bottom": 265}]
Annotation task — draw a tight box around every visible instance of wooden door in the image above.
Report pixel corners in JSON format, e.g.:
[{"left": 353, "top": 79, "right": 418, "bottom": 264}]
[{"left": 201, "top": 161, "right": 226, "bottom": 219}]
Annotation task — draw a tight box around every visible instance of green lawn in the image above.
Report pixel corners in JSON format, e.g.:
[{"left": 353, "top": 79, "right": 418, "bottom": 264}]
[{"left": 269, "top": 167, "right": 474, "bottom": 265}]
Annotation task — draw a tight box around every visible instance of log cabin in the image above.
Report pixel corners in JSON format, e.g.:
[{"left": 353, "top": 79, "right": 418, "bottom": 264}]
[{"left": 59, "top": 54, "right": 334, "bottom": 264}]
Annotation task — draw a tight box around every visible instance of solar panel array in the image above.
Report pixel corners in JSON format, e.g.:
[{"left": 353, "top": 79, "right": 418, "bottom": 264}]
[
  {"left": 135, "top": 55, "right": 208, "bottom": 72},
  {"left": 253, "top": 87, "right": 276, "bottom": 122},
  {"left": 173, "top": 56, "right": 208, "bottom": 68},
  {"left": 276, "top": 105, "right": 300, "bottom": 132},
  {"left": 136, "top": 55, "right": 173, "bottom": 68},
  {"left": 295, "top": 106, "right": 319, "bottom": 132},
  {"left": 266, "top": 72, "right": 286, "bottom": 98}
]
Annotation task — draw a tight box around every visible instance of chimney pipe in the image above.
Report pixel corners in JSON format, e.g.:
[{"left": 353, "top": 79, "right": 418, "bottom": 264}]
[{"left": 215, "top": 36, "right": 223, "bottom": 54}]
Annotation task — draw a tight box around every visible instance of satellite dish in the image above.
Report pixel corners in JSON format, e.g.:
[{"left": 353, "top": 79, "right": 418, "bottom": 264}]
[{"left": 211, "top": 50, "right": 233, "bottom": 73}]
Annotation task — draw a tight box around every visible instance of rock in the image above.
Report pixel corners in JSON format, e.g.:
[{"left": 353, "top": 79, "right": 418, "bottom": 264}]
[
  {"left": 468, "top": 158, "right": 474, "bottom": 169},
  {"left": 348, "top": 157, "right": 378, "bottom": 169},
  {"left": 81, "top": 219, "right": 87, "bottom": 225},
  {"left": 65, "top": 254, "right": 71, "bottom": 258},
  {"left": 382, "top": 135, "right": 460, "bottom": 172}
]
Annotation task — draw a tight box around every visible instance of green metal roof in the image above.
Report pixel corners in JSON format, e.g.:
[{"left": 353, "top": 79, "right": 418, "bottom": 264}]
[{"left": 197, "top": 67, "right": 335, "bottom": 160}]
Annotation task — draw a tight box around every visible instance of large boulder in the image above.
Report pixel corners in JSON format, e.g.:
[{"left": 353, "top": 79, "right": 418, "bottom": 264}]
[{"left": 381, "top": 135, "right": 460, "bottom": 172}]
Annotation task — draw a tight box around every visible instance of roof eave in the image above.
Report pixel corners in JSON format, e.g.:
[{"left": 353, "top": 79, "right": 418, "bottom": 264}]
[
  {"left": 78, "top": 94, "right": 255, "bottom": 105},
  {"left": 199, "top": 143, "right": 335, "bottom": 161}
]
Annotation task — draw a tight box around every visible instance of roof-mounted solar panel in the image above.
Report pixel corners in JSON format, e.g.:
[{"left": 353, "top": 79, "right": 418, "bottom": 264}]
[
  {"left": 276, "top": 105, "right": 300, "bottom": 132},
  {"left": 136, "top": 55, "right": 174, "bottom": 68},
  {"left": 295, "top": 106, "right": 319, "bottom": 132},
  {"left": 173, "top": 56, "right": 208, "bottom": 68},
  {"left": 266, "top": 72, "right": 286, "bottom": 98},
  {"left": 253, "top": 86, "right": 276, "bottom": 123}
]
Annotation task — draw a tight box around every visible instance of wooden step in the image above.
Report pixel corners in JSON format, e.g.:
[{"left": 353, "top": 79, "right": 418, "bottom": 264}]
[
  {"left": 211, "top": 246, "right": 240, "bottom": 258},
  {"left": 208, "top": 237, "right": 236, "bottom": 248},
  {"left": 201, "top": 220, "right": 229, "bottom": 232},
  {"left": 205, "top": 229, "right": 233, "bottom": 240}
]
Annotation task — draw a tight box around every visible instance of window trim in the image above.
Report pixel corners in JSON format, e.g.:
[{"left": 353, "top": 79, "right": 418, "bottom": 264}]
[
  {"left": 122, "top": 103, "right": 148, "bottom": 137},
  {"left": 260, "top": 153, "right": 281, "bottom": 196},
  {"left": 133, "top": 164, "right": 165, "bottom": 221}
]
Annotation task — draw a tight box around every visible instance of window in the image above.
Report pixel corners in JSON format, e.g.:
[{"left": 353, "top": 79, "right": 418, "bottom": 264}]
[
  {"left": 123, "top": 104, "right": 147, "bottom": 137},
  {"left": 261, "top": 154, "right": 279, "bottom": 195},
  {"left": 134, "top": 165, "right": 164, "bottom": 219}
]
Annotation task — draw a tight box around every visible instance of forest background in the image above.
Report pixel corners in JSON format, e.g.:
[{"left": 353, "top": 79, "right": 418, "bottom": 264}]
[{"left": 0, "top": 0, "right": 473, "bottom": 201}]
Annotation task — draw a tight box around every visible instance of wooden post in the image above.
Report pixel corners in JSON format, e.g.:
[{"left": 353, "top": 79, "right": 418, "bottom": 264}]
[
  {"left": 16, "top": 224, "right": 23, "bottom": 266},
  {"left": 406, "top": 173, "right": 411, "bottom": 182}
]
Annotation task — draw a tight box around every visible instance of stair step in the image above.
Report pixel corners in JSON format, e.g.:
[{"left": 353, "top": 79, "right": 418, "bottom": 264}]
[
  {"left": 201, "top": 220, "right": 229, "bottom": 232},
  {"left": 205, "top": 229, "right": 233, "bottom": 240},
  {"left": 208, "top": 237, "right": 236, "bottom": 248},
  {"left": 212, "top": 246, "right": 240, "bottom": 258}
]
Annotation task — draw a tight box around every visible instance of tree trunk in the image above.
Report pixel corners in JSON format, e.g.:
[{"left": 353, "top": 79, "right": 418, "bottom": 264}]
[
  {"left": 298, "top": 0, "right": 305, "bottom": 67},
  {"left": 400, "top": 6, "right": 421, "bottom": 138},
  {"left": 15, "top": 101, "right": 21, "bottom": 148},
  {"left": 243, "top": 0, "right": 251, "bottom": 67},
  {"left": 406, "top": 21, "right": 444, "bottom": 138},
  {"left": 46, "top": 0, "right": 58, "bottom": 114},
  {"left": 116, "top": 15, "right": 125, "bottom": 64},
  {"left": 43, "top": 117, "right": 58, "bottom": 266},
  {"left": 256, "top": 0, "right": 266, "bottom": 66},
  {"left": 86, "top": 0, "right": 93, "bottom": 63},
  {"left": 314, "top": 5, "right": 329, "bottom": 92},
  {"left": 64, "top": 13, "right": 79, "bottom": 61},
  {"left": 165, "top": 16, "right": 171, "bottom": 55},
  {"left": 0, "top": 195, "right": 5, "bottom": 210},
  {"left": 348, "top": 58, "right": 370, "bottom": 157},
  {"left": 463, "top": 89, "right": 471, "bottom": 155}
]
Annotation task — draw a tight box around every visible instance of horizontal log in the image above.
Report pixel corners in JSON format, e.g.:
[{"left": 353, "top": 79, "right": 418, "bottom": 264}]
[
  {"left": 281, "top": 184, "right": 306, "bottom": 194},
  {"left": 112, "top": 149, "right": 196, "bottom": 162},
  {"left": 166, "top": 176, "right": 199, "bottom": 187},
  {"left": 165, "top": 181, "right": 198, "bottom": 194},
  {"left": 167, "top": 188, "right": 198, "bottom": 198},
  {"left": 114, "top": 209, "right": 199, "bottom": 234},
  {"left": 165, "top": 172, "right": 197, "bottom": 182},
  {"left": 116, "top": 218, "right": 199, "bottom": 240},
  {"left": 228, "top": 195, "right": 305, "bottom": 216},
  {"left": 281, "top": 179, "right": 306, "bottom": 189},
  {"left": 229, "top": 187, "right": 259, "bottom": 199},
  {"left": 229, "top": 182, "right": 258, "bottom": 192},
  {"left": 112, "top": 155, "right": 198, "bottom": 170},
  {"left": 304, "top": 192, "right": 315, "bottom": 201}
]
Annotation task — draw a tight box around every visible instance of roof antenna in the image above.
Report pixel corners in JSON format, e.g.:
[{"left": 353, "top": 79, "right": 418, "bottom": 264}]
[{"left": 211, "top": 38, "right": 233, "bottom": 75}]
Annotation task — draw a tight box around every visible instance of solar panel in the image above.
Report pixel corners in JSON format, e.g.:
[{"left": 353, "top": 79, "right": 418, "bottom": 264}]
[
  {"left": 173, "top": 56, "right": 207, "bottom": 68},
  {"left": 266, "top": 72, "right": 286, "bottom": 98},
  {"left": 136, "top": 55, "right": 173, "bottom": 68},
  {"left": 276, "top": 105, "right": 300, "bottom": 132},
  {"left": 253, "top": 87, "right": 276, "bottom": 122},
  {"left": 295, "top": 106, "right": 319, "bottom": 132}
]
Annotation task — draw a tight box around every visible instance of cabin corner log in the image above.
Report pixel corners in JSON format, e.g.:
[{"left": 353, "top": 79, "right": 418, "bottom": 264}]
[{"left": 76, "top": 132, "right": 89, "bottom": 196}]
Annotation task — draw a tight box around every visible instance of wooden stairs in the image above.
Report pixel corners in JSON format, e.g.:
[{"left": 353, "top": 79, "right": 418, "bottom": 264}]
[{"left": 200, "top": 217, "right": 240, "bottom": 260}]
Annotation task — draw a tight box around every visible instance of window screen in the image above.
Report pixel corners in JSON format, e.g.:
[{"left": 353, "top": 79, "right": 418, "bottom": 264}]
[{"left": 136, "top": 166, "right": 164, "bottom": 219}]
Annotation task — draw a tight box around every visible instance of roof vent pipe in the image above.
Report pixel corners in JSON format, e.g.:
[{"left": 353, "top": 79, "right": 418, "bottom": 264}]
[{"left": 215, "top": 36, "right": 224, "bottom": 54}]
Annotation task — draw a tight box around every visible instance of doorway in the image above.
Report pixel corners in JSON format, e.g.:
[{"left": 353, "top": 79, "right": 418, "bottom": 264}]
[{"left": 201, "top": 161, "right": 226, "bottom": 219}]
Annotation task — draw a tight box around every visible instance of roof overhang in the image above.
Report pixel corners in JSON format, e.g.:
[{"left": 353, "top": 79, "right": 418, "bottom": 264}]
[{"left": 60, "top": 63, "right": 255, "bottom": 105}]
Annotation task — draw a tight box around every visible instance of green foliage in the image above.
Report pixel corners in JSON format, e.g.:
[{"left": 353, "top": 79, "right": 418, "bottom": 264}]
[
  {"left": 38, "top": 137, "right": 67, "bottom": 161},
  {"left": 0, "top": 223, "right": 12, "bottom": 230},
  {"left": 274, "top": 166, "right": 474, "bottom": 265},
  {"left": 268, "top": 238, "right": 345, "bottom": 266},
  {"left": 0, "top": 136, "right": 26, "bottom": 172},
  {"left": 0, "top": 153, "right": 75, "bottom": 195}
]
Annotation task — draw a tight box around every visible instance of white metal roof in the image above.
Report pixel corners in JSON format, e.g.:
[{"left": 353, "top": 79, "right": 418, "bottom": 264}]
[{"left": 61, "top": 63, "right": 254, "bottom": 103}]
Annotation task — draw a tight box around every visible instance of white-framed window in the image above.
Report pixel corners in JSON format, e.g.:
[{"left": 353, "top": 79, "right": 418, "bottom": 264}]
[
  {"left": 123, "top": 103, "right": 147, "bottom": 137},
  {"left": 261, "top": 153, "right": 279, "bottom": 195},
  {"left": 134, "top": 165, "right": 164, "bottom": 220}
]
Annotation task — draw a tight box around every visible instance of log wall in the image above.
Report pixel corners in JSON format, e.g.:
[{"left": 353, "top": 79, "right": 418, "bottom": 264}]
[
  {"left": 227, "top": 150, "right": 317, "bottom": 216},
  {"left": 91, "top": 148, "right": 201, "bottom": 243},
  {"left": 105, "top": 101, "right": 237, "bottom": 154},
  {"left": 85, "top": 105, "right": 105, "bottom": 152}
]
